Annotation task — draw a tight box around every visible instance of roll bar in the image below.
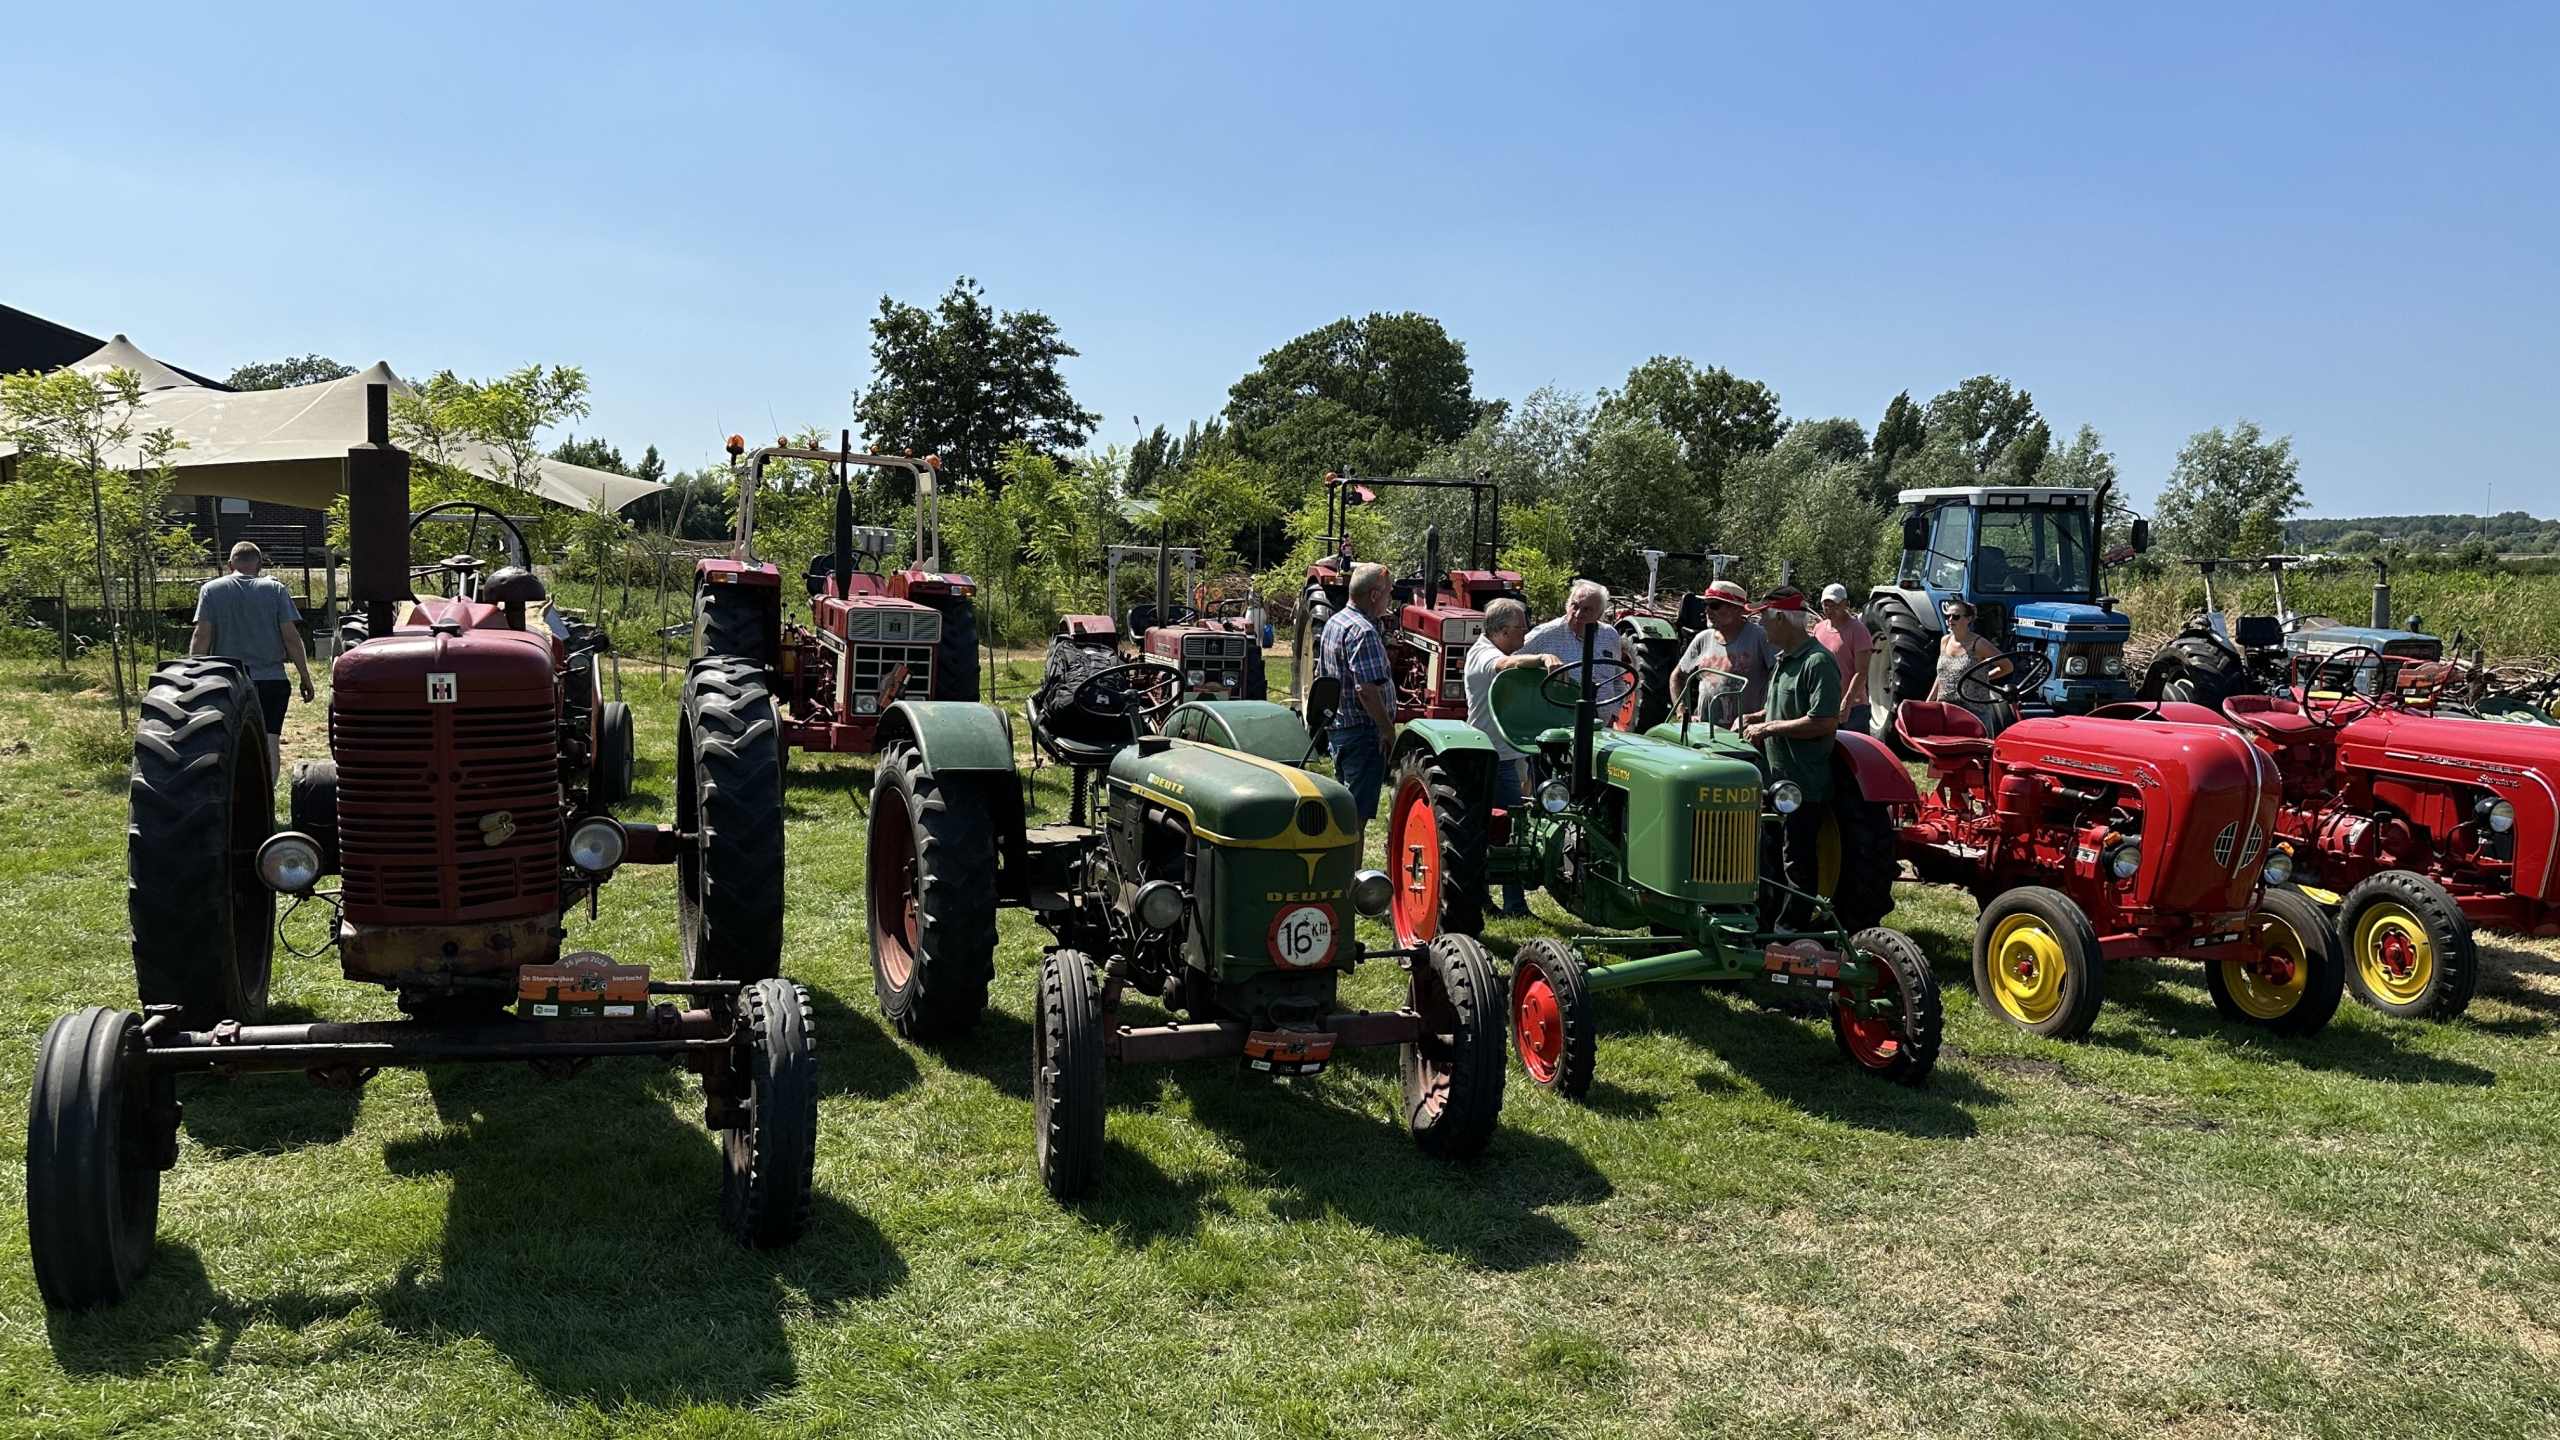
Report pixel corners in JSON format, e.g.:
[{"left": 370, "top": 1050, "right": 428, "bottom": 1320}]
[{"left": 726, "top": 436, "right": 945, "bottom": 569}]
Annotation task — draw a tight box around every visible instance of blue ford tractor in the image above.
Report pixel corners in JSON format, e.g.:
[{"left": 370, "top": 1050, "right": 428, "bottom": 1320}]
[{"left": 1862, "top": 484, "right": 2151, "bottom": 743}]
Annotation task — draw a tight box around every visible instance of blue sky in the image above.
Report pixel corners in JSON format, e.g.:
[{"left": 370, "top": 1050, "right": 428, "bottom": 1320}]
[{"left": 5, "top": 2, "right": 2551, "bottom": 516}]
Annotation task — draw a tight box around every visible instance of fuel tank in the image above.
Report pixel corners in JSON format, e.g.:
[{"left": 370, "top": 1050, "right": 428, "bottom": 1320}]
[
  {"left": 1993, "top": 714, "right": 2278, "bottom": 915},
  {"left": 2334, "top": 708, "right": 2560, "bottom": 902}
]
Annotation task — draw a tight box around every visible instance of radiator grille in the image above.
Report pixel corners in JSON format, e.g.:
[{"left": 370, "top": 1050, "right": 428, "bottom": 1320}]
[
  {"left": 1691, "top": 806, "right": 1759, "bottom": 886},
  {"left": 850, "top": 644, "right": 935, "bottom": 706},
  {"left": 842, "top": 607, "right": 941, "bottom": 643},
  {"left": 334, "top": 698, "right": 561, "bottom": 919}
]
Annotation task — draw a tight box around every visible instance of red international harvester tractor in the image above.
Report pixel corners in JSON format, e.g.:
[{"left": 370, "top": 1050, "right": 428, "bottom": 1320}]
[
  {"left": 692, "top": 434, "right": 979, "bottom": 754},
  {"left": 1288, "top": 471, "right": 1521, "bottom": 721},
  {"left": 26, "top": 387, "right": 810, "bottom": 1311},
  {"left": 1892, "top": 655, "right": 2345, "bottom": 1039}
]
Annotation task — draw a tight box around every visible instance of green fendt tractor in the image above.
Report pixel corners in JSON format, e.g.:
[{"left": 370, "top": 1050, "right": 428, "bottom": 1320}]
[
  {"left": 863, "top": 674, "right": 1507, "bottom": 1200},
  {"left": 1383, "top": 637, "right": 1940, "bottom": 1098}
]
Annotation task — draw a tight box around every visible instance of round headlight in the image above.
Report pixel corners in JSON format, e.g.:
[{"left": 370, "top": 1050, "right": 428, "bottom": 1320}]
[
  {"left": 2064, "top": 655, "right": 2088, "bottom": 677},
  {"left": 569, "top": 817, "right": 627, "bottom": 873},
  {"left": 2103, "top": 654, "right": 2125, "bottom": 676},
  {"left": 1351, "top": 869, "right": 1392, "bottom": 917},
  {"left": 2261, "top": 846, "right": 2294, "bottom": 887},
  {"left": 2490, "top": 800, "right": 2517, "bottom": 834},
  {"left": 1538, "top": 778, "right": 1573, "bottom": 815},
  {"left": 2108, "top": 840, "right": 2143, "bottom": 880},
  {"left": 1770, "top": 779, "right": 1803, "bottom": 815},
  {"left": 255, "top": 831, "right": 323, "bottom": 893},
  {"left": 1135, "top": 879, "right": 1186, "bottom": 932}
]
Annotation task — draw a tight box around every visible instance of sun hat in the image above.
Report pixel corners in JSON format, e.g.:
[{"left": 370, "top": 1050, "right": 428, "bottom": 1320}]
[{"left": 1704, "top": 579, "right": 1750, "bottom": 606}]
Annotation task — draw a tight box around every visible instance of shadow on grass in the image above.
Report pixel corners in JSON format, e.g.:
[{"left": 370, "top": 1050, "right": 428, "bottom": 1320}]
[
  {"left": 935, "top": 1004, "right": 1036, "bottom": 1100},
  {"left": 2473, "top": 940, "right": 2560, "bottom": 1027},
  {"left": 781, "top": 760, "right": 880, "bottom": 819},
  {"left": 807, "top": 983, "right": 924, "bottom": 1101},
  {"left": 44, "top": 1243, "right": 368, "bottom": 1378},
  {"left": 2097, "top": 964, "right": 2498, "bottom": 1086},
  {"left": 176, "top": 1003, "right": 363, "bottom": 1154}
]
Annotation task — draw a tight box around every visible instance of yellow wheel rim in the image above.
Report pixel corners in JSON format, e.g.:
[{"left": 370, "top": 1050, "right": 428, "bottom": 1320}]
[
  {"left": 2353, "top": 902, "right": 2435, "bottom": 1007},
  {"left": 1987, "top": 914, "right": 2069, "bottom": 1025},
  {"left": 2226, "top": 912, "right": 2311, "bottom": 1019}
]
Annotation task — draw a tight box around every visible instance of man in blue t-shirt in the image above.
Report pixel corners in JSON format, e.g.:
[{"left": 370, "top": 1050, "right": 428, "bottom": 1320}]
[
  {"left": 191, "top": 540, "right": 313, "bottom": 779},
  {"left": 1317, "top": 562, "right": 1398, "bottom": 841}
]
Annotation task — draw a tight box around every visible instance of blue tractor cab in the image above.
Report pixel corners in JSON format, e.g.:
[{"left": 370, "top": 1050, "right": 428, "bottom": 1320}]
[{"left": 1862, "top": 485, "right": 2149, "bottom": 744}]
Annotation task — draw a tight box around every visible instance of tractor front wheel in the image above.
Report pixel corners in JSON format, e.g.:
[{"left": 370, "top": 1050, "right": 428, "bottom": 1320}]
[
  {"left": 2206, "top": 887, "right": 2347, "bottom": 1036},
  {"left": 1509, "top": 937, "right": 1595, "bottom": 1099},
  {"left": 1034, "top": 949, "right": 1107, "bottom": 1200},
  {"left": 678, "top": 658, "right": 785, "bottom": 982},
  {"left": 1835, "top": 928, "right": 1942, "bottom": 1084},
  {"left": 1972, "top": 887, "right": 2106, "bottom": 1039},
  {"left": 867, "top": 744, "right": 998, "bottom": 1039},
  {"left": 27, "top": 1007, "right": 171, "bottom": 1310},
  {"left": 720, "top": 978, "right": 818, "bottom": 1249},
  {"left": 2339, "top": 871, "right": 2478, "bottom": 1020},
  {"left": 1385, "top": 749, "right": 1485, "bottom": 946},
  {"left": 1403, "top": 934, "right": 1507, "bottom": 1159}
]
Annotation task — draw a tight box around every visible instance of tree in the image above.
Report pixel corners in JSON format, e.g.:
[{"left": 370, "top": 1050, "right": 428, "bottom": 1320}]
[
  {"left": 633, "top": 444, "right": 665, "bottom": 485},
  {"left": 2152, "top": 420, "right": 2304, "bottom": 560},
  {"left": 1870, "top": 391, "right": 1926, "bottom": 481},
  {"left": 225, "top": 355, "right": 354, "bottom": 391},
  {"left": 1719, "top": 426, "right": 1888, "bottom": 595},
  {"left": 1594, "top": 356, "right": 1782, "bottom": 508},
  {"left": 552, "top": 435, "right": 628, "bottom": 474},
  {"left": 2335, "top": 528, "right": 2382, "bottom": 553},
  {"left": 1225, "top": 313, "right": 1482, "bottom": 487},
  {"left": 392, "top": 364, "right": 590, "bottom": 491},
  {"left": 1923, "top": 376, "right": 2046, "bottom": 476},
  {"left": 1786, "top": 417, "right": 1869, "bottom": 466},
  {"left": 853, "top": 277, "right": 1100, "bottom": 487},
  {"left": 1556, "top": 415, "right": 1704, "bottom": 591}
]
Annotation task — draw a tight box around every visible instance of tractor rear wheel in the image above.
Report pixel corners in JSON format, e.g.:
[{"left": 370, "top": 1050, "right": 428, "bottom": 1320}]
[
  {"left": 2208, "top": 887, "right": 2346, "bottom": 1036},
  {"left": 1836, "top": 927, "right": 1942, "bottom": 1084},
  {"left": 2139, "top": 634, "right": 2252, "bottom": 708},
  {"left": 2339, "top": 871, "right": 2478, "bottom": 1020},
  {"left": 591, "top": 700, "right": 634, "bottom": 809},
  {"left": 1864, "top": 598, "right": 1938, "bottom": 756},
  {"left": 1618, "top": 629, "right": 1682, "bottom": 732},
  {"left": 1034, "top": 948, "right": 1106, "bottom": 1200},
  {"left": 720, "top": 978, "right": 818, "bottom": 1249},
  {"left": 1403, "top": 933, "right": 1506, "bottom": 1159},
  {"left": 1290, "top": 587, "right": 1335, "bottom": 700},
  {"left": 289, "top": 758, "right": 339, "bottom": 877},
  {"left": 1385, "top": 749, "right": 1486, "bottom": 946},
  {"left": 1509, "top": 937, "right": 1595, "bottom": 1099},
  {"left": 678, "top": 658, "right": 785, "bottom": 982},
  {"left": 867, "top": 744, "right": 998, "bottom": 1039},
  {"left": 1823, "top": 787, "right": 1900, "bottom": 934},
  {"left": 692, "top": 582, "right": 771, "bottom": 666},
  {"left": 27, "top": 1007, "right": 171, "bottom": 1310},
  {"left": 129, "top": 656, "right": 273, "bottom": 1030},
  {"left": 924, "top": 594, "right": 982, "bottom": 702},
  {"left": 1972, "top": 887, "right": 2107, "bottom": 1039}
]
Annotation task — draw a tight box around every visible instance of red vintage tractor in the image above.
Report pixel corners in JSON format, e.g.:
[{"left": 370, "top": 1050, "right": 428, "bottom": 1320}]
[
  {"left": 27, "top": 386, "right": 809, "bottom": 1312},
  {"left": 2214, "top": 648, "right": 2560, "bottom": 1020},
  {"left": 1100, "top": 539, "right": 1268, "bottom": 702},
  {"left": 1287, "top": 471, "right": 1521, "bottom": 720},
  {"left": 691, "top": 433, "right": 979, "bottom": 754},
  {"left": 1891, "top": 654, "right": 2345, "bottom": 1039}
]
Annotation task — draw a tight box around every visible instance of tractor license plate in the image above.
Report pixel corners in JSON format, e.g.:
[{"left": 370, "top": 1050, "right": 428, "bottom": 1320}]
[
  {"left": 518, "top": 956, "right": 649, "bottom": 1019},
  {"left": 1243, "top": 1028, "right": 1336, "bottom": 1076},
  {"left": 2186, "top": 932, "right": 2241, "bottom": 950},
  {"left": 1761, "top": 942, "right": 1841, "bottom": 988}
]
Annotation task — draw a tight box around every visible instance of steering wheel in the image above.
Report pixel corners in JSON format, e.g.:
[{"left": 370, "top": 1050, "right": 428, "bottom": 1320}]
[
  {"left": 1954, "top": 650, "right": 2052, "bottom": 707},
  {"left": 1205, "top": 595, "right": 1256, "bottom": 618},
  {"left": 1677, "top": 669, "right": 1751, "bottom": 728},
  {"left": 1541, "top": 657, "right": 1639, "bottom": 709},
  {"left": 409, "top": 500, "right": 529, "bottom": 564},
  {"left": 1069, "top": 660, "right": 1184, "bottom": 726},
  {"left": 2291, "top": 645, "right": 2386, "bottom": 726}
]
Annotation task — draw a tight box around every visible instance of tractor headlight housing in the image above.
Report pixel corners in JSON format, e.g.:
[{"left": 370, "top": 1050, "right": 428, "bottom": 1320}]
[
  {"left": 1770, "top": 780, "right": 1803, "bottom": 815},
  {"left": 2486, "top": 798, "right": 2517, "bottom": 833},
  {"left": 1537, "top": 778, "right": 1573, "bottom": 814},
  {"left": 1351, "top": 869, "right": 1392, "bottom": 917},
  {"left": 1134, "top": 879, "right": 1186, "bottom": 932},
  {"left": 569, "top": 817, "right": 627, "bottom": 873},
  {"left": 2103, "top": 653, "right": 2125, "bottom": 676},
  {"left": 2261, "top": 845, "right": 2294, "bottom": 888},
  {"left": 2065, "top": 655, "right": 2089, "bottom": 676},
  {"left": 255, "top": 831, "right": 324, "bottom": 894},
  {"left": 2107, "top": 839, "right": 2143, "bottom": 880}
]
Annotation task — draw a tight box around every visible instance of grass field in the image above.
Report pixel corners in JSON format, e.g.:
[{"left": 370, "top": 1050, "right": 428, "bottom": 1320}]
[{"left": 5, "top": 651, "right": 2560, "bottom": 1438}]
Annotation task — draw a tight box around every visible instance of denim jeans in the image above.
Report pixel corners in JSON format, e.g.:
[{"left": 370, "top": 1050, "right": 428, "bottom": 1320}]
[{"left": 1332, "top": 730, "right": 1389, "bottom": 821}]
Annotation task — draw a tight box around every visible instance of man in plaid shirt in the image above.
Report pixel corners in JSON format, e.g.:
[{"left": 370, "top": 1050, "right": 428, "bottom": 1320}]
[{"left": 1319, "top": 562, "right": 1398, "bottom": 838}]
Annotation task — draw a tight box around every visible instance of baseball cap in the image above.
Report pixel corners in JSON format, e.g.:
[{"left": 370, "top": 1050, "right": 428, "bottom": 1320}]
[
  {"left": 1820, "top": 582, "right": 1849, "bottom": 604},
  {"left": 1704, "top": 579, "right": 1750, "bottom": 606},
  {"left": 1750, "top": 584, "right": 1811, "bottom": 614}
]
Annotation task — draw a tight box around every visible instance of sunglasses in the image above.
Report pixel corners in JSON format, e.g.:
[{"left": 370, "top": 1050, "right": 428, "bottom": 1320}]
[{"left": 1704, "top": 600, "right": 1735, "bottom": 613}]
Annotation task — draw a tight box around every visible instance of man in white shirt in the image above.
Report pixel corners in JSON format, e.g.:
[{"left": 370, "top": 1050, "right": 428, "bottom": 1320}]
[
  {"left": 1463, "top": 597, "right": 1558, "bottom": 917},
  {"left": 1519, "top": 579, "right": 1628, "bottom": 713}
]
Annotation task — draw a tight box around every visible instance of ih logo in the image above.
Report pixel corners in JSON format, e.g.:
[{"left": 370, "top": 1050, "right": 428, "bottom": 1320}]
[{"left": 427, "top": 672, "right": 457, "bottom": 703}]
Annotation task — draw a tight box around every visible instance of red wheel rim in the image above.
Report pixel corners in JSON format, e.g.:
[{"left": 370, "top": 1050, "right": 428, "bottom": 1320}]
[
  {"left": 1513, "top": 961, "right": 1562, "bottom": 1082},
  {"left": 1388, "top": 777, "right": 1441, "bottom": 946},
  {"left": 869, "top": 791, "right": 920, "bottom": 986},
  {"left": 1838, "top": 956, "right": 1905, "bottom": 1070}
]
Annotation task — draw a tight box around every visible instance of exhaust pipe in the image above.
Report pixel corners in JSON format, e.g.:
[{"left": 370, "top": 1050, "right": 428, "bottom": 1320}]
[
  {"left": 1421, "top": 524, "right": 1441, "bottom": 608},
  {"left": 345, "top": 382, "right": 415, "bottom": 640},
  {"left": 831, "top": 430, "right": 853, "bottom": 600},
  {"left": 2371, "top": 556, "right": 2392, "bottom": 630}
]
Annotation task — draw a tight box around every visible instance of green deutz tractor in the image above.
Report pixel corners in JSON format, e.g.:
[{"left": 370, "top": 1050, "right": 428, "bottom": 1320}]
[
  {"left": 1381, "top": 636, "right": 1940, "bottom": 1098},
  {"left": 863, "top": 675, "right": 1506, "bottom": 1201}
]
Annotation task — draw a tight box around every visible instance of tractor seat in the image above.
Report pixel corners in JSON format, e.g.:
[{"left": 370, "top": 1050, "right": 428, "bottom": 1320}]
[
  {"left": 1673, "top": 592, "right": 1710, "bottom": 634},
  {"left": 1894, "top": 701, "right": 1993, "bottom": 762},
  {"left": 2223, "top": 694, "right": 2346, "bottom": 739},
  {"left": 1125, "top": 603, "right": 1196, "bottom": 636}
]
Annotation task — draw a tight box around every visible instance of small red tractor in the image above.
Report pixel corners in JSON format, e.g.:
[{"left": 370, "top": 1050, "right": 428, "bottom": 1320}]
[
  {"left": 1891, "top": 653, "right": 2345, "bottom": 1039},
  {"left": 2213, "top": 648, "right": 2560, "bottom": 1020},
  {"left": 28, "top": 387, "right": 808, "bottom": 1311},
  {"left": 1096, "top": 538, "right": 1268, "bottom": 702},
  {"left": 691, "top": 433, "right": 979, "bottom": 754},
  {"left": 1287, "top": 470, "right": 1521, "bottom": 720}
]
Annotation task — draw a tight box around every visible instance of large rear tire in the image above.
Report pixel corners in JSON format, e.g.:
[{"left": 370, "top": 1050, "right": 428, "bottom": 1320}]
[
  {"left": 1972, "top": 886, "right": 2106, "bottom": 1040},
  {"left": 1034, "top": 949, "right": 1107, "bottom": 1200},
  {"left": 1617, "top": 628, "right": 1682, "bottom": 732},
  {"left": 867, "top": 743, "right": 998, "bottom": 1039},
  {"left": 2138, "top": 634, "right": 2252, "bottom": 708},
  {"left": 721, "top": 978, "right": 818, "bottom": 1249},
  {"left": 2207, "top": 886, "right": 2347, "bottom": 1036},
  {"left": 27, "top": 1007, "right": 172, "bottom": 1310},
  {"left": 1403, "top": 933, "right": 1506, "bottom": 1159},
  {"left": 288, "top": 758, "right": 339, "bottom": 878},
  {"left": 678, "top": 658, "right": 785, "bottom": 982},
  {"left": 1509, "top": 937, "right": 1595, "bottom": 1100},
  {"left": 692, "top": 582, "right": 772, "bottom": 666},
  {"left": 1384, "top": 748, "right": 1485, "bottom": 946},
  {"left": 1290, "top": 589, "right": 1334, "bottom": 701},
  {"left": 925, "top": 594, "right": 982, "bottom": 702},
  {"left": 129, "top": 656, "right": 273, "bottom": 1030},
  {"left": 2338, "top": 870, "right": 2478, "bottom": 1020},
  {"left": 1864, "top": 598, "right": 1938, "bottom": 757},
  {"left": 1824, "top": 785, "right": 1900, "bottom": 934}
]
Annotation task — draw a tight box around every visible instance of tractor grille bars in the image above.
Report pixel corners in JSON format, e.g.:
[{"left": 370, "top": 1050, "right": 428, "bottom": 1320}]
[
  {"left": 849, "top": 644, "right": 936, "bottom": 711},
  {"left": 334, "top": 702, "right": 563, "bottom": 920},
  {"left": 1690, "top": 805, "right": 1758, "bottom": 887}
]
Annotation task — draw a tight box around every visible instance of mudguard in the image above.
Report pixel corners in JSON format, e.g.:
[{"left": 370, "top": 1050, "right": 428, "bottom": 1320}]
[
  {"left": 879, "top": 701, "right": 1014, "bottom": 772},
  {"left": 1619, "top": 614, "right": 1677, "bottom": 642},
  {"left": 1834, "top": 729, "right": 1920, "bottom": 805},
  {"left": 1392, "top": 719, "right": 1497, "bottom": 768}
]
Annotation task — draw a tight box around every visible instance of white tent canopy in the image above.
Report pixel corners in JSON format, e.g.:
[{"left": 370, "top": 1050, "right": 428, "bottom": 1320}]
[{"left": 15, "top": 337, "right": 663, "bottom": 514}]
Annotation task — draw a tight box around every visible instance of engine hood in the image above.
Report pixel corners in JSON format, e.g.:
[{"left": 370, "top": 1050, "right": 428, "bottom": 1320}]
[
  {"left": 2337, "top": 708, "right": 2560, "bottom": 901},
  {"left": 2008, "top": 601, "right": 2130, "bottom": 638},
  {"left": 1995, "top": 714, "right": 2280, "bottom": 913},
  {"left": 333, "top": 626, "right": 556, "bottom": 702},
  {"left": 2286, "top": 625, "right": 2442, "bottom": 661},
  {"left": 1111, "top": 740, "right": 1359, "bottom": 849}
]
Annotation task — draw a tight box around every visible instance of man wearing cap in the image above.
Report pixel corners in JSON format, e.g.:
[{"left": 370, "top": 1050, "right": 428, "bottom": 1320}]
[
  {"left": 191, "top": 540, "right": 314, "bottom": 780},
  {"left": 1670, "top": 578, "right": 1779, "bottom": 727},
  {"left": 1815, "top": 583, "right": 1876, "bottom": 711},
  {"left": 1740, "top": 585, "right": 1842, "bottom": 931}
]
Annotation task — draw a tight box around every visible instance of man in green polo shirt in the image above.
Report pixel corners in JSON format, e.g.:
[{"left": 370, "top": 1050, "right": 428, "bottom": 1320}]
[{"left": 1739, "top": 584, "right": 1840, "bottom": 931}]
